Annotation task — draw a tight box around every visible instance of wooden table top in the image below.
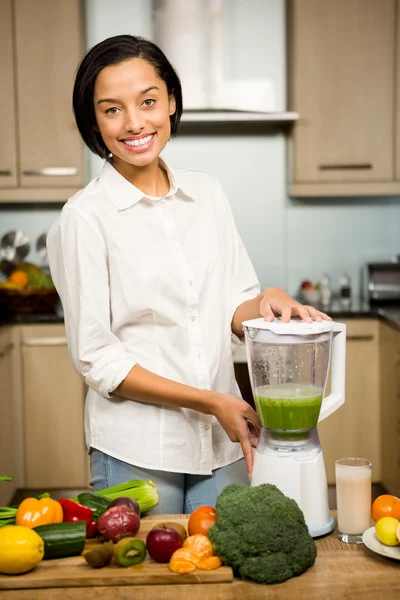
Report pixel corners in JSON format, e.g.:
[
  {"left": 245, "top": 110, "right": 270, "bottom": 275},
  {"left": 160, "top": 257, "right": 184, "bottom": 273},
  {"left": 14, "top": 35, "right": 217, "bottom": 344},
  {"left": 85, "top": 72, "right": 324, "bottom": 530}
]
[{"left": 2, "top": 512, "right": 400, "bottom": 600}]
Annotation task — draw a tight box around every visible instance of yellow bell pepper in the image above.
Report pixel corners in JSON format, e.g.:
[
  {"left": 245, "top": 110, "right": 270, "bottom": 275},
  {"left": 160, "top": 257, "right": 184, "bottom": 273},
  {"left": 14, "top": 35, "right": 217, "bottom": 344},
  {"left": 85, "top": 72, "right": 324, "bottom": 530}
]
[{"left": 16, "top": 497, "right": 63, "bottom": 529}]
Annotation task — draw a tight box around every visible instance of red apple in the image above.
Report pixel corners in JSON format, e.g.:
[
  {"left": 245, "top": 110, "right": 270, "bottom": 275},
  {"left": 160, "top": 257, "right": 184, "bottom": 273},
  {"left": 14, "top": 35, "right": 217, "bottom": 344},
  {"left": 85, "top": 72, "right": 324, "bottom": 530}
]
[{"left": 146, "top": 525, "right": 183, "bottom": 563}]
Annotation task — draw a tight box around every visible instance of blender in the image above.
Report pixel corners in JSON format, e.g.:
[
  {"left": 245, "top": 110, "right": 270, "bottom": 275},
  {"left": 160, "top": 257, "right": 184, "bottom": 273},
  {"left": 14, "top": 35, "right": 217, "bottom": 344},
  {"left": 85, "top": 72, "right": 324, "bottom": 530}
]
[{"left": 242, "top": 318, "right": 346, "bottom": 537}]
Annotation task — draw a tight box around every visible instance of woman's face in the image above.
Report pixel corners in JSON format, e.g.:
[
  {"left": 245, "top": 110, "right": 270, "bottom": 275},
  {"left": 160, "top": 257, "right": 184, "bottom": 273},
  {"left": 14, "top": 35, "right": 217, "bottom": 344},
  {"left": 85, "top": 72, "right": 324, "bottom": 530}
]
[{"left": 93, "top": 58, "right": 176, "bottom": 171}]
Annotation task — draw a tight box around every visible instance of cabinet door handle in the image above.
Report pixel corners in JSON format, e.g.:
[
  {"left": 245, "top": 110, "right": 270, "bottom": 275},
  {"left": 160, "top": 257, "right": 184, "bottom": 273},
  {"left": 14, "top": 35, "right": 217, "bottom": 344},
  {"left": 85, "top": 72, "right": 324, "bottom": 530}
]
[
  {"left": 22, "top": 337, "right": 67, "bottom": 347},
  {"left": 319, "top": 163, "right": 373, "bottom": 170},
  {"left": 0, "top": 342, "right": 14, "bottom": 358},
  {"left": 346, "top": 335, "right": 374, "bottom": 341},
  {"left": 22, "top": 168, "right": 78, "bottom": 177},
  {"left": 0, "top": 170, "right": 12, "bottom": 176}
]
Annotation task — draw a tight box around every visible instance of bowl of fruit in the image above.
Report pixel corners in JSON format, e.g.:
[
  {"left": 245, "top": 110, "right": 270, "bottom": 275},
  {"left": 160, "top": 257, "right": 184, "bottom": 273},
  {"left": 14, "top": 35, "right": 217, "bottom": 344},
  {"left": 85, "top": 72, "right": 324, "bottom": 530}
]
[
  {"left": 300, "top": 280, "right": 321, "bottom": 305},
  {"left": 0, "top": 262, "right": 58, "bottom": 314}
]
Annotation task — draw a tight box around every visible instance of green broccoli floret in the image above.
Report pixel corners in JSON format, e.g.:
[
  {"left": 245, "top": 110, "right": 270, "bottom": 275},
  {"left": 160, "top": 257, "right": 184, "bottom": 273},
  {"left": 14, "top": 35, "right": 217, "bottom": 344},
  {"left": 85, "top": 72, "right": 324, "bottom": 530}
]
[{"left": 207, "top": 483, "right": 317, "bottom": 585}]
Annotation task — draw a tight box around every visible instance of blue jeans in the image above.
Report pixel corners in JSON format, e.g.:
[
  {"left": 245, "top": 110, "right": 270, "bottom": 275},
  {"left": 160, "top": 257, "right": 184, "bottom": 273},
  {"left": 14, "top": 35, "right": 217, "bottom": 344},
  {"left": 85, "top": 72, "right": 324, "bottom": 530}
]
[{"left": 90, "top": 449, "right": 248, "bottom": 514}]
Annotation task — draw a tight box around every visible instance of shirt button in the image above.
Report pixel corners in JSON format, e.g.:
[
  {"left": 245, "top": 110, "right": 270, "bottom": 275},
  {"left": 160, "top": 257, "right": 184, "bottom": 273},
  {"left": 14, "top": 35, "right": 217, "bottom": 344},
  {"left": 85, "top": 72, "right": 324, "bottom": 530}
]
[
  {"left": 202, "top": 424, "right": 210, "bottom": 431},
  {"left": 191, "top": 316, "right": 196, "bottom": 322},
  {"left": 197, "top": 352, "right": 202, "bottom": 358},
  {"left": 188, "top": 280, "right": 193, "bottom": 286}
]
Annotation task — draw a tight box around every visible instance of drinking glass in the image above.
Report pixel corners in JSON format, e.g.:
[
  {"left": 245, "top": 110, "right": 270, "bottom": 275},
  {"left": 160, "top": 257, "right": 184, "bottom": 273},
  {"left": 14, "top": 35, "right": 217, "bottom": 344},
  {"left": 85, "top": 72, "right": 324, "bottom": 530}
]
[{"left": 335, "top": 457, "right": 372, "bottom": 544}]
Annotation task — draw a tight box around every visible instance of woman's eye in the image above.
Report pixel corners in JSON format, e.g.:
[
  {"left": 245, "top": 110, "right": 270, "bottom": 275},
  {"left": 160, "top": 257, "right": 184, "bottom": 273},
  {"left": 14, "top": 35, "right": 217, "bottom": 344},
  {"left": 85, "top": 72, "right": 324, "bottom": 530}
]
[
  {"left": 142, "top": 99, "right": 155, "bottom": 107},
  {"left": 105, "top": 107, "right": 120, "bottom": 115}
]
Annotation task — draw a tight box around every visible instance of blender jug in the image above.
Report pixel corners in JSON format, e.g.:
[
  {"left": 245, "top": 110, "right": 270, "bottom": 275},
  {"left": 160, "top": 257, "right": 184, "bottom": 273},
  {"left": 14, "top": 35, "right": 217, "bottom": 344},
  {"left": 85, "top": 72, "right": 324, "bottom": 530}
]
[{"left": 242, "top": 318, "right": 346, "bottom": 537}]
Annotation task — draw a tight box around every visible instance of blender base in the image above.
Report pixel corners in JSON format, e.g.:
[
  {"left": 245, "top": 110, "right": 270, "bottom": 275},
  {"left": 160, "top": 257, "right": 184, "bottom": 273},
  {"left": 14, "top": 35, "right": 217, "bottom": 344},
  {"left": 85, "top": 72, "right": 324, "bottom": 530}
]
[{"left": 251, "top": 445, "right": 335, "bottom": 538}]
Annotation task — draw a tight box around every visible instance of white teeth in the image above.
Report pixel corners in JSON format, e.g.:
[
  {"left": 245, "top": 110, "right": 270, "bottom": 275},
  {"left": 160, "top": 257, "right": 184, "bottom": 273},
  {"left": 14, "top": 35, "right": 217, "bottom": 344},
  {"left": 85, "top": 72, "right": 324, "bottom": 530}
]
[{"left": 123, "top": 134, "right": 154, "bottom": 147}]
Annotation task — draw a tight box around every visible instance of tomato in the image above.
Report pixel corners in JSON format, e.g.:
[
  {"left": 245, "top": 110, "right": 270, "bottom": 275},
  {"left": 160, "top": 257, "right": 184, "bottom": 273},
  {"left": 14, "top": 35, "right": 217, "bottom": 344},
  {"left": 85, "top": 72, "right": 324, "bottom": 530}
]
[
  {"left": 188, "top": 506, "right": 217, "bottom": 536},
  {"left": 371, "top": 495, "right": 400, "bottom": 522}
]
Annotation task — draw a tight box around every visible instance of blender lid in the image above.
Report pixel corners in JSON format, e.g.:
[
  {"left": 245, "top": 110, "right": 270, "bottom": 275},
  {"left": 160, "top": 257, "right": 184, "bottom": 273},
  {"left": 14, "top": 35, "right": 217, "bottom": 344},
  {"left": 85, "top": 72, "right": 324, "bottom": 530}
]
[{"left": 242, "top": 317, "right": 335, "bottom": 335}]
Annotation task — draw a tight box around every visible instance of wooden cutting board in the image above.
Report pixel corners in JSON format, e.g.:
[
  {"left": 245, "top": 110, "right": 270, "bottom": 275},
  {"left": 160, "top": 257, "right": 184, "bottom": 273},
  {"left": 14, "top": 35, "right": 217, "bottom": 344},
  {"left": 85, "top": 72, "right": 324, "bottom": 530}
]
[{"left": 0, "top": 514, "right": 233, "bottom": 590}]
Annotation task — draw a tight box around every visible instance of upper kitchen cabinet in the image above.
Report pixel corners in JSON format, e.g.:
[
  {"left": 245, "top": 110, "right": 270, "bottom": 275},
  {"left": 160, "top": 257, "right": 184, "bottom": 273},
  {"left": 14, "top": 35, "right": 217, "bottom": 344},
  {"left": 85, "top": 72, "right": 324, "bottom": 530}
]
[
  {"left": 0, "top": 0, "right": 18, "bottom": 190},
  {"left": 0, "top": 0, "right": 84, "bottom": 202},
  {"left": 289, "top": 0, "right": 399, "bottom": 197}
]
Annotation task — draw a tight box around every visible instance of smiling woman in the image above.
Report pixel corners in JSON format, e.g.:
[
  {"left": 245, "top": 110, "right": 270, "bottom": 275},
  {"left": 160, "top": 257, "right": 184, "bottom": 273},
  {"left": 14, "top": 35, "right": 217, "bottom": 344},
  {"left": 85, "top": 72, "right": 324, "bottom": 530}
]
[{"left": 46, "top": 34, "right": 328, "bottom": 516}]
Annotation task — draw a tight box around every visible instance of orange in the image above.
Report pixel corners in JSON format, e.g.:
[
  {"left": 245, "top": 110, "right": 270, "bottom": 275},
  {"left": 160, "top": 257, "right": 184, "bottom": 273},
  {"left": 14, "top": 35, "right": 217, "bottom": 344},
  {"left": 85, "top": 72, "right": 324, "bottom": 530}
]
[
  {"left": 9, "top": 270, "right": 28, "bottom": 288},
  {"left": 371, "top": 494, "right": 400, "bottom": 522},
  {"left": 188, "top": 505, "right": 217, "bottom": 536},
  {"left": 168, "top": 548, "right": 197, "bottom": 574},
  {"left": 197, "top": 555, "right": 222, "bottom": 570},
  {"left": 183, "top": 534, "right": 213, "bottom": 564}
]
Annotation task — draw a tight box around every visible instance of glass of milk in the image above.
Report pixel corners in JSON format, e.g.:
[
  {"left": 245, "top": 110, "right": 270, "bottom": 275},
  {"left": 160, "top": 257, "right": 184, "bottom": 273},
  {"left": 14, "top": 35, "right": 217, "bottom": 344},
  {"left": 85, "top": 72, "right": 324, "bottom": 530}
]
[{"left": 335, "top": 457, "right": 372, "bottom": 543}]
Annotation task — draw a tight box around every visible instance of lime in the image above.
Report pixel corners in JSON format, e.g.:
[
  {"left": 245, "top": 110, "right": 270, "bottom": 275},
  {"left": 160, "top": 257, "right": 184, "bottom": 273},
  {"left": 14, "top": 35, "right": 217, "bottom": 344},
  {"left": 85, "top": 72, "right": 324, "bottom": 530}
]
[{"left": 375, "top": 517, "right": 400, "bottom": 546}]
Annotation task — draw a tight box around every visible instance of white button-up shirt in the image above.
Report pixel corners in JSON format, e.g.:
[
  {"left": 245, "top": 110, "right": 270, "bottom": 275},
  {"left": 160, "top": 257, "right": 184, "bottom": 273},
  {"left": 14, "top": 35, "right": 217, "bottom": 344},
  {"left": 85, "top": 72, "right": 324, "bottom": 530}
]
[{"left": 47, "top": 159, "right": 260, "bottom": 474}]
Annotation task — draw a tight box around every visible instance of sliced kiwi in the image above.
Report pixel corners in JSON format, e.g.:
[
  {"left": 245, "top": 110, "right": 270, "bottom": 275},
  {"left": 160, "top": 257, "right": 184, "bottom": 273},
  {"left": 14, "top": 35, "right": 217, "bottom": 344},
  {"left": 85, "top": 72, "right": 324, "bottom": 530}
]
[
  {"left": 84, "top": 541, "right": 114, "bottom": 568},
  {"left": 114, "top": 538, "right": 147, "bottom": 567}
]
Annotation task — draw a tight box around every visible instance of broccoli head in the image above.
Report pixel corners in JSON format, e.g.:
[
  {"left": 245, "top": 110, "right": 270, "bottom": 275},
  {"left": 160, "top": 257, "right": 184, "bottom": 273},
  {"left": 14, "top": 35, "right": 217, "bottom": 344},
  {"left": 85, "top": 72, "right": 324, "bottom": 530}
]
[{"left": 207, "top": 483, "right": 317, "bottom": 584}]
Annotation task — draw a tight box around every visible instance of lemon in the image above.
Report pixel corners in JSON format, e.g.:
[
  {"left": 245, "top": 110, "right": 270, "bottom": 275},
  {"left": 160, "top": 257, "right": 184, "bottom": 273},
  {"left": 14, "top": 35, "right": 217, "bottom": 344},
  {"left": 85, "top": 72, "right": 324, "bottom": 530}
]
[
  {"left": 0, "top": 526, "right": 44, "bottom": 575},
  {"left": 375, "top": 517, "right": 400, "bottom": 546}
]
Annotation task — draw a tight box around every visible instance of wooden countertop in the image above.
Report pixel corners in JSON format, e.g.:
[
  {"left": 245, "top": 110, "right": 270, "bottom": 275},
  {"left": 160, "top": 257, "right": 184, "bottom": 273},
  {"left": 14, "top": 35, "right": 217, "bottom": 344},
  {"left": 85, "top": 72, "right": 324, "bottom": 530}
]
[{"left": 2, "top": 512, "right": 400, "bottom": 600}]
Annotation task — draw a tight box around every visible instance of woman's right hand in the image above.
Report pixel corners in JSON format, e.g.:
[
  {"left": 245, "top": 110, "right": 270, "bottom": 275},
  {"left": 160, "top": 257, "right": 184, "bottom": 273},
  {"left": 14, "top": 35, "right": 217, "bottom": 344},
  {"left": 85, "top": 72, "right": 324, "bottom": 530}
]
[{"left": 210, "top": 393, "right": 261, "bottom": 480}]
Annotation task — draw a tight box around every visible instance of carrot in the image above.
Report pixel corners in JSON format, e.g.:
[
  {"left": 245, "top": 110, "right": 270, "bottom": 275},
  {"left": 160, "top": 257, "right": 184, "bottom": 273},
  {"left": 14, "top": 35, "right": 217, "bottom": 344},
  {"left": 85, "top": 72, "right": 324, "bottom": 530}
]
[
  {"left": 169, "top": 548, "right": 197, "bottom": 574},
  {"left": 197, "top": 555, "right": 223, "bottom": 570}
]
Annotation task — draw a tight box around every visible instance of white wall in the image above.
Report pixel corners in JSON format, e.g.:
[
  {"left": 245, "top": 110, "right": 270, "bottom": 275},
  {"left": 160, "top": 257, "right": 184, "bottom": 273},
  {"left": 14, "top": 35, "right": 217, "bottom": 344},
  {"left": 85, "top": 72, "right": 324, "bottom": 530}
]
[{"left": 1, "top": 0, "right": 399, "bottom": 296}]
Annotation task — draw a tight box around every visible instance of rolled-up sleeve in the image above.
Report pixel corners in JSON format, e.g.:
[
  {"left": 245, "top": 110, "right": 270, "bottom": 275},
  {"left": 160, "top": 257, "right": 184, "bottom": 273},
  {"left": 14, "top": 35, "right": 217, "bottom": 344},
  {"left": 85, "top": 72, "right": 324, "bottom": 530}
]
[
  {"left": 47, "top": 205, "right": 135, "bottom": 398},
  {"left": 214, "top": 179, "right": 260, "bottom": 325}
]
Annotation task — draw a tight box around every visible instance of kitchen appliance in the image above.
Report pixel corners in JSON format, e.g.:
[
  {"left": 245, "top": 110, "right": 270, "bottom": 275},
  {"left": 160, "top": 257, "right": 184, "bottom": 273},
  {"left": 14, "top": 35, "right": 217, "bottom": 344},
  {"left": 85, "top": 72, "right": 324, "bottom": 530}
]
[
  {"left": 0, "top": 230, "right": 30, "bottom": 276},
  {"left": 366, "top": 261, "right": 400, "bottom": 326},
  {"left": 243, "top": 318, "right": 346, "bottom": 538}
]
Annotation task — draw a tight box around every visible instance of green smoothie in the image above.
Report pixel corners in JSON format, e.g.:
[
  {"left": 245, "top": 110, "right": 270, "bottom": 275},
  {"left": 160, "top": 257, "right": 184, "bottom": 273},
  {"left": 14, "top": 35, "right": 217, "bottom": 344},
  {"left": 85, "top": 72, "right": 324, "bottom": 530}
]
[{"left": 254, "top": 383, "right": 323, "bottom": 431}]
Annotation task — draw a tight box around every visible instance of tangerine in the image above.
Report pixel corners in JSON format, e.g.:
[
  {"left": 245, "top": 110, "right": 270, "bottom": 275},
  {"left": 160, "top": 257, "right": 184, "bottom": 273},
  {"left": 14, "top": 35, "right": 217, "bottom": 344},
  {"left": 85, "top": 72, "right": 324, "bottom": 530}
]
[
  {"left": 9, "top": 270, "right": 28, "bottom": 288},
  {"left": 188, "top": 505, "right": 217, "bottom": 536},
  {"left": 371, "top": 494, "right": 400, "bottom": 522}
]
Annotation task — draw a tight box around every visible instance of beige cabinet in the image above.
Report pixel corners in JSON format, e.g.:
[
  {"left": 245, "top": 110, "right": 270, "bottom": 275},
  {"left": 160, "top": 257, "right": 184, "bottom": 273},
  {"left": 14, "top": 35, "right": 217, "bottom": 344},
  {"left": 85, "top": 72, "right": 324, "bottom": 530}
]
[
  {"left": 0, "top": 327, "right": 23, "bottom": 505},
  {"left": 289, "top": 0, "right": 399, "bottom": 197},
  {"left": 0, "top": 0, "right": 84, "bottom": 202},
  {"left": 20, "top": 324, "right": 89, "bottom": 489},
  {"left": 380, "top": 322, "right": 400, "bottom": 496},
  {"left": 0, "top": 0, "right": 18, "bottom": 190},
  {"left": 318, "top": 319, "right": 381, "bottom": 484}
]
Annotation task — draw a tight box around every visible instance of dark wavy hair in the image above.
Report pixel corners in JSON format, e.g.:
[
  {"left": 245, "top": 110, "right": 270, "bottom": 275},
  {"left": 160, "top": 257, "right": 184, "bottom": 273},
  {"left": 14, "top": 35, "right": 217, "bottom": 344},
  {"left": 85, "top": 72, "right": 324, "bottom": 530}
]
[{"left": 72, "top": 35, "right": 183, "bottom": 159}]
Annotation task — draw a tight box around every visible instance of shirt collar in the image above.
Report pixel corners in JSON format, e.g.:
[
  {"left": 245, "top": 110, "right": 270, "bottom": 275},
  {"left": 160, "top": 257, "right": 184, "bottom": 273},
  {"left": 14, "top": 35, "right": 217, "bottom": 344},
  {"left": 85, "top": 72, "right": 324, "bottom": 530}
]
[{"left": 99, "top": 158, "right": 196, "bottom": 211}]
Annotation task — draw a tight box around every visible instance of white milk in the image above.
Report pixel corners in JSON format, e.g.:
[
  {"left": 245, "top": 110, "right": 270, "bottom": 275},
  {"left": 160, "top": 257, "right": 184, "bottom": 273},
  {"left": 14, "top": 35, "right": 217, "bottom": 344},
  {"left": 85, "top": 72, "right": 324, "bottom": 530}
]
[{"left": 336, "top": 463, "right": 372, "bottom": 535}]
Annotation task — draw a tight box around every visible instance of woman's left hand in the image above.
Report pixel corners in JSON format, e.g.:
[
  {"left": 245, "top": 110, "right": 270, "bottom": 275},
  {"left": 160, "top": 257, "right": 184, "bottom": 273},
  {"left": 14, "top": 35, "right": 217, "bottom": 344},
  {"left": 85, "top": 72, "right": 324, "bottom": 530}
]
[{"left": 260, "top": 287, "right": 331, "bottom": 323}]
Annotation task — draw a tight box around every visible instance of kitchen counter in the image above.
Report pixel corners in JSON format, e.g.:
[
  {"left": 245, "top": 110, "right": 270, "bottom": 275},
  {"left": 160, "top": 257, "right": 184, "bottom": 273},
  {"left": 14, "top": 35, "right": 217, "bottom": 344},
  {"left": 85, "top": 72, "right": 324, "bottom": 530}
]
[
  {"left": 0, "top": 310, "right": 63, "bottom": 327},
  {"left": 1, "top": 512, "right": 399, "bottom": 600},
  {"left": 1, "top": 299, "right": 399, "bottom": 330}
]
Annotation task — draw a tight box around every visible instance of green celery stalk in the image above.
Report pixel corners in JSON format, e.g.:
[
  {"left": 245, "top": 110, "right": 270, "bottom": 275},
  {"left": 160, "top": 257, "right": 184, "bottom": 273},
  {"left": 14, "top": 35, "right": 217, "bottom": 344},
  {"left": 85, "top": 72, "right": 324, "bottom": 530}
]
[{"left": 71, "top": 480, "right": 159, "bottom": 515}]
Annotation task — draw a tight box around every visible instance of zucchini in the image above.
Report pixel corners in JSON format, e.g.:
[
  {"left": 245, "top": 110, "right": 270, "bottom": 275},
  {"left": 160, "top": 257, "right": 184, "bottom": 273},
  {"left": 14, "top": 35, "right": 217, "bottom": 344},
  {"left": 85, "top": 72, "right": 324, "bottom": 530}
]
[
  {"left": 77, "top": 492, "right": 110, "bottom": 518},
  {"left": 34, "top": 521, "right": 86, "bottom": 559}
]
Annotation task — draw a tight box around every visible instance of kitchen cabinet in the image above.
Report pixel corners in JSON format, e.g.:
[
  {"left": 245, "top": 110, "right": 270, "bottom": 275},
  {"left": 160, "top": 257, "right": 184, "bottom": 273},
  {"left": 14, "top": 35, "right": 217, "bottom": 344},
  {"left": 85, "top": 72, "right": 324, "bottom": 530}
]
[
  {"left": 318, "top": 319, "right": 381, "bottom": 484},
  {"left": 0, "top": 0, "right": 84, "bottom": 202},
  {"left": 20, "top": 324, "right": 89, "bottom": 489},
  {"left": 0, "top": 0, "right": 18, "bottom": 190},
  {"left": 0, "top": 327, "right": 24, "bottom": 505},
  {"left": 379, "top": 322, "right": 400, "bottom": 496},
  {"left": 289, "top": 0, "right": 399, "bottom": 197}
]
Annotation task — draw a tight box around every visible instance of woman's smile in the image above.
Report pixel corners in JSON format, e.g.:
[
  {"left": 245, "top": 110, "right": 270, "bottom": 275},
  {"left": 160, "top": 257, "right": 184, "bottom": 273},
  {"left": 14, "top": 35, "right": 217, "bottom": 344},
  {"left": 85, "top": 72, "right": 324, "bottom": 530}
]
[{"left": 119, "top": 133, "right": 156, "bottom": 153}]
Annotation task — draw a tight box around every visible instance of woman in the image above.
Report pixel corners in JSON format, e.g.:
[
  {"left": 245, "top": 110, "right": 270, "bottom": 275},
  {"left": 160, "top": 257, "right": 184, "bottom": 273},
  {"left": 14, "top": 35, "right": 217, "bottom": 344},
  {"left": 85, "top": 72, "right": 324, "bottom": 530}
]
[{"left": 47, "top": 35, "right": 330, "bottom": 514}]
